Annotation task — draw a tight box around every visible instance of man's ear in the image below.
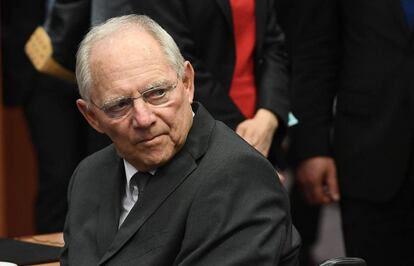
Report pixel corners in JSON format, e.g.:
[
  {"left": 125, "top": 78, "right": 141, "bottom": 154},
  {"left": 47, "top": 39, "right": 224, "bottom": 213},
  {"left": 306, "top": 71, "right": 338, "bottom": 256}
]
[
  {"left": 76, "top": 99, "right": 105, "bottom": 133},
  {"left": 182, "top": 61, "right": 195, "bottom": 103}
]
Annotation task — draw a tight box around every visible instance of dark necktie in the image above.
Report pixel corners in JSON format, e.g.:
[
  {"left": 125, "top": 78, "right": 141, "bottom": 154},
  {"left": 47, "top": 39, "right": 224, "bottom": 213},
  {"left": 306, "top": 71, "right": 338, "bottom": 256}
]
[{"left": 130, "top": 171, "right": 151, "bottom": 204}]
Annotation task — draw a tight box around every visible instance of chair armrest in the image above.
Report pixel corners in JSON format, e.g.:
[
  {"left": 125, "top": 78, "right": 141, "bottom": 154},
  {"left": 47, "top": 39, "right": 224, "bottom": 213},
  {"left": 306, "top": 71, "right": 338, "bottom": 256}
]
[{"left": 319, "top": 257, "right": 367, "bottom": 266}]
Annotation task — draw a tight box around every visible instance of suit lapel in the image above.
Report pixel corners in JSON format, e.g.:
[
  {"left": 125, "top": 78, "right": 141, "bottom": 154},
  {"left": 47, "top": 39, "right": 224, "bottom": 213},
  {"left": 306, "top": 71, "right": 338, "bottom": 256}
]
[
  {"left": 255, "top": 0, "right": 266, "bottom": 53},
  {"left": 96, "top": 147, "right": 125, "bottom": 257},
  {"left": 216, "top": 0, "right": 233, "bottom": 29},
  {"left": 98, "top": 103, "right": 215, "bottom": 265}
]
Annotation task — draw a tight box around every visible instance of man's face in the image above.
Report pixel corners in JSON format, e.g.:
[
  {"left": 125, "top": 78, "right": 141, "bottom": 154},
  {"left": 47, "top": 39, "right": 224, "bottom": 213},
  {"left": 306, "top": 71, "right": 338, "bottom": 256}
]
[{"left": 77, "top": 27, "right": 195, "bottom": 171}]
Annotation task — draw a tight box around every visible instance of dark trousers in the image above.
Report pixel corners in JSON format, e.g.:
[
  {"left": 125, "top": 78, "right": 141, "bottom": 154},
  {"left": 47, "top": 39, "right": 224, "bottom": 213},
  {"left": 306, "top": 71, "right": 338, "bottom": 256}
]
[
  {"left": 290, "top": 183, "right": 321, "bottom": 266},
  {"left": 340, "top": 151, "right": 414, "bottom": 266},
  {"left": 23, "top": 75, "right": 111, "bottom": 233}
]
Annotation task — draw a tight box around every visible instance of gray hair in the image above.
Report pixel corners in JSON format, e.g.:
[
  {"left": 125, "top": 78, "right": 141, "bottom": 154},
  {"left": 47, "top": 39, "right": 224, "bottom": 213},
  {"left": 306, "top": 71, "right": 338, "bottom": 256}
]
[{"left": 76, "top": 14, "right": 185, "bottom": 101}]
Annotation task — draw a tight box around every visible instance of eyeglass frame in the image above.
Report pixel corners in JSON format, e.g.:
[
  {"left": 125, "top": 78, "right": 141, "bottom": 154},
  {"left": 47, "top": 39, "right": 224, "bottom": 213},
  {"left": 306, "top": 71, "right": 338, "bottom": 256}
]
[{"left": 88, "top": 77, "right": 180, "bottom": 119}]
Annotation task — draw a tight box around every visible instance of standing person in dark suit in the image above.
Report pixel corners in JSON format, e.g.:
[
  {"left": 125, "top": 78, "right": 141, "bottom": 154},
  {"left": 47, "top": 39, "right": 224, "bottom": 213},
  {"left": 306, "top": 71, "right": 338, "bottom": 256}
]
[
  {"left": 61, "top": 14, "right": 300, "bottom": 265},
  {"left": 272, "top": 2, "right": 322, "bottom": 265},
  {"left": 290, "top": 0, "right": 414, "bottom": 265},
  {"left": 1, "top": 0, "right": 109, "bottom": 233}
]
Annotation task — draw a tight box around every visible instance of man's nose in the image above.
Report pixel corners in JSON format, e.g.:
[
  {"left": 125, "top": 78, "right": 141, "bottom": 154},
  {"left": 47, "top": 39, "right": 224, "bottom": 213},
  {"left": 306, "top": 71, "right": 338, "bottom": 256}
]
[{"left": 131, "top": 100, "right": 156, "bottom": 128}]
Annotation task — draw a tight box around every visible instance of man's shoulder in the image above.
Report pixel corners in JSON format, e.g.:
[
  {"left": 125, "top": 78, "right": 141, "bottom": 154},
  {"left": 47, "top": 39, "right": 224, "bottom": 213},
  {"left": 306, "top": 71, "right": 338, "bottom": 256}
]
[
  {"left": 75, "top": 144, "right": 120, "bottom": 176},
  {"left": 186, "top": 104, "right": 277, "bottom": 182},
  {"left": 71, "top": 144, "right": 119, "bottom": 192},
  {"left": 205, "top": 120, "right": 276, "bottom": 177},
  {"left": 190, "top": 120, "right": 288, "bottom": 216},
  {"left": 212, "top": 121, "right": 264, "bottom": 156}
]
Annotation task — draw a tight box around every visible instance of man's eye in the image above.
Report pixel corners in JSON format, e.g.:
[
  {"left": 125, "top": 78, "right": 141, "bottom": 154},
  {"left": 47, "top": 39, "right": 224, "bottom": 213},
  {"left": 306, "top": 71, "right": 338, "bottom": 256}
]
[
  {"left": 105, "top": 98, "right": 131, "bottom": 112},
  {"left": 145, "top": 88, "right": 167, "bottom": 99}
]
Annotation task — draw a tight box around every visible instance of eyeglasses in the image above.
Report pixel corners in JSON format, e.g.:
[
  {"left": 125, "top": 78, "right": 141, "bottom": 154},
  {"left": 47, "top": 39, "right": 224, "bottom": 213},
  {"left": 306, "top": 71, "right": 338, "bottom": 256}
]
[{"left": 90, "top": 79, "right": 179, "bottom": 119}]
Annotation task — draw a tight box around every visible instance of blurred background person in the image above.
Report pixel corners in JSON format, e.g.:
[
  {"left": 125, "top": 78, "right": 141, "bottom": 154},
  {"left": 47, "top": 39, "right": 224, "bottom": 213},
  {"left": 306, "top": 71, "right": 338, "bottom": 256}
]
[
  {"left": 290, "top": 0, "right": 414, "bottom": 265},
  {"left": 273, "top": 2, "right": 323, "bottom": 265},
  {"left": 1, "top": 0, "right": 110, "bottom": 233}
]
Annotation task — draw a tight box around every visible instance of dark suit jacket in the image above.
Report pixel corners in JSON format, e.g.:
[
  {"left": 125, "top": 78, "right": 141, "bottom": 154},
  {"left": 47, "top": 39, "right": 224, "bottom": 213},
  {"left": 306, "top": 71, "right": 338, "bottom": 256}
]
[
  {"left": 1, "top": 0, "right": 46, "bottom": 106},
  {"left": 291, "top": 0, "right": 414, "bottom": 202},
  {"left": 60, "top": 103, "right": 300, "bottom": 265}
]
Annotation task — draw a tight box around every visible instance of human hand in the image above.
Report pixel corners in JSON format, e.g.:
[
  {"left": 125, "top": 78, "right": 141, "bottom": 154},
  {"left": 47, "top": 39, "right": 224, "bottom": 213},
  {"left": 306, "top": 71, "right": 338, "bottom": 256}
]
[
  {"left": 235, "top": 108, "right": 279, "bottom": 157},
  {"left": 296, "top": 157, "right": 340, "bottom": 204}
]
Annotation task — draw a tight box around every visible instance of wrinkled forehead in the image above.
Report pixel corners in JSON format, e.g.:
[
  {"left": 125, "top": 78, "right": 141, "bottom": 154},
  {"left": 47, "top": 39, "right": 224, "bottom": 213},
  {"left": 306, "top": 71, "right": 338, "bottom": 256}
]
[
  {"left": 90, "top": 27, "right": 167, "bottom": 70},
  {"left": 88, "top": 28, "right": 174, "bottom": 96}
]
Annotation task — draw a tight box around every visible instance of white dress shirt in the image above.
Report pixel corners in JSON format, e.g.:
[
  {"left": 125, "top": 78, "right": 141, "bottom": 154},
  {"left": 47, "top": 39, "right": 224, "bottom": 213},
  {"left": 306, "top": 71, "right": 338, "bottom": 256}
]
[{"left": 119, "top": 160, "right": 154, "bottom": 227}]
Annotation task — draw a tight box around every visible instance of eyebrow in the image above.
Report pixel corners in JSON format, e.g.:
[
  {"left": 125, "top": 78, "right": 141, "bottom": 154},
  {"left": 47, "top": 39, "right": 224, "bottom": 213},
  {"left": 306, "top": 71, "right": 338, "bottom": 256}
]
[
  {"left": 141, "top": 79, "right": 170, "bottom": 92},
  {"left": 101, "top": 95, "right": 130, "bottom": 106},
  {"left": 100, "top": 79, "right": 173, "bottom": 106}
]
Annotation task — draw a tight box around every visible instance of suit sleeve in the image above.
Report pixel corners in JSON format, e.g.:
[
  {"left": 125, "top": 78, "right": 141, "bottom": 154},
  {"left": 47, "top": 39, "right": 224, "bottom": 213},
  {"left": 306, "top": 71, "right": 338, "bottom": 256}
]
[
  {"left": 173, "top": 154, "right": 300, "bottom": 266},
  {"left": 59, "top": 164, "right": 79, "bottom": 265},
  {"left": 256, "top": 0, "right": 290, "bottom": 127},
  {"left": 24, "top": 0, "right": 90, "bottom": 81},
  {"left": 290, "top": 0, "right": 341, "bottom": 163},
  {"left": 43, "top": 0, "right": 91, "bottom": 71}
]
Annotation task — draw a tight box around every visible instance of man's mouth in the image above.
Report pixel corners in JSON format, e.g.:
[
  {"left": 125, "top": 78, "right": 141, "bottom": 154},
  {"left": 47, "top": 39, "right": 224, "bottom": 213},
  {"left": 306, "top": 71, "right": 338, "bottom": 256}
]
[{"left": 138, "top": 134, "right": 165, "bottom": 145}]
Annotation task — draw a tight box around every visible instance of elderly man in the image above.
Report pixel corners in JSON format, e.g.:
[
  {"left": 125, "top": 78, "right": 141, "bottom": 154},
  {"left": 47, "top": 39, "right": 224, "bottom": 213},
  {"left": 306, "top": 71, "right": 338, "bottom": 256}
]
[{"left": 60, "top": 15, "right": 300, "bottom": 265}]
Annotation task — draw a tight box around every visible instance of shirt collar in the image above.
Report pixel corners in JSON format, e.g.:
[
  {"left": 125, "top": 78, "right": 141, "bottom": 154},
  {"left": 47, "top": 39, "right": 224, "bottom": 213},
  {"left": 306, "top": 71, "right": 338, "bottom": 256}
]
[{"left": 123, "top": 159, "right": 155, "bottom": 185}]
